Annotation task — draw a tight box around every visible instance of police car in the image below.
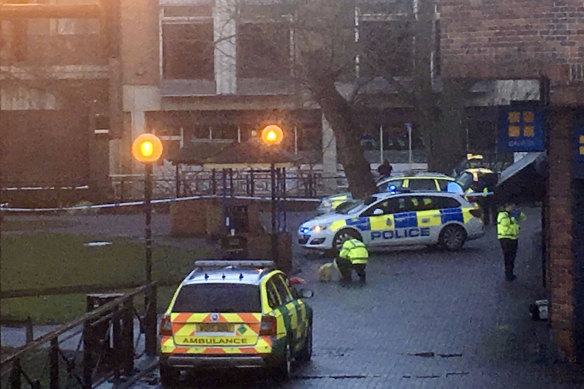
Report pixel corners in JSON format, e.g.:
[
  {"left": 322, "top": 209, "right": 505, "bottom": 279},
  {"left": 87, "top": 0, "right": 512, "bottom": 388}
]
[
  {"left": 300, "top": 191, "right": 484, "bottom": 252},
  {"left": 316, "top": 172, "right": 463, "bottom": 214},
  {"left": 159, "top": 260, "right": 313, "bottom": 383}
]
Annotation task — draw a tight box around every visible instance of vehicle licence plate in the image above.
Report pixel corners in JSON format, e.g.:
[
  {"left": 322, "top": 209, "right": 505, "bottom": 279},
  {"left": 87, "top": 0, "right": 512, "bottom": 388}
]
[{"left": 197, "top": 323, "right": 234, "bottom": 333}]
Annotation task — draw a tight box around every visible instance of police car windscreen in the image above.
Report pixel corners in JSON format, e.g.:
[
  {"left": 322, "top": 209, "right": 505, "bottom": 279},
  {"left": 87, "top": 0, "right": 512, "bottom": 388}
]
[{"left": 173, "top": 284, "right": 261, "bottom": 313}]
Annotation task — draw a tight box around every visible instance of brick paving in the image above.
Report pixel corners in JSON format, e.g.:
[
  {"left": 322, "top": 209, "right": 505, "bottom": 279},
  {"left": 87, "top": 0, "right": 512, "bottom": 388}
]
[
  {"left": 4, "top": 206, "right": 584, "bottom": 388},
  {"left": 284, "top": 206, "right": 584, "bottom": 389}
]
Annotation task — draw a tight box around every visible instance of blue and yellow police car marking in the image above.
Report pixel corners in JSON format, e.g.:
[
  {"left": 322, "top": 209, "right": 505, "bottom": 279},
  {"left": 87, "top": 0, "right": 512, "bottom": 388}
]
[
  {"left": 345, "top": 217, "right": 371, "bottom": 231},
  {"left": 394, "top": 212, "right": 417, "bottom": 228},
  {"left": 440, "top": 208, "right": 464, "bottom": 224},
  {"left": 371, "top": 227, "right": 430, "bottom": 241},
  {"left": 327, "top": 206, "right": 474, "bottom": 244},
  {"left": 369, "top": 215, "right": 391, "bottom": 230}
]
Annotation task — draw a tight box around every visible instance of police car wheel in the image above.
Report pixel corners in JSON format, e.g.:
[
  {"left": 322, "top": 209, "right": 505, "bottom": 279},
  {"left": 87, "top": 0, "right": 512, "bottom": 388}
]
[
  {"left": 438, "top": 225, "right": 466, "bottom": 250},
  {"left": 333, "top": 229, "right": 360, "bottom": 252}
]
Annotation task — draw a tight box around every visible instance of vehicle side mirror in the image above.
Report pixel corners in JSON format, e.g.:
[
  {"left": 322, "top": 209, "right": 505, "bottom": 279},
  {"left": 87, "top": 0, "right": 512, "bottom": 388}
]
[
  {"left": 373, "top": 208, "right": 383, "bottom": 215},
  {"left": 299, "top": 288, "right": 314, "bottom": 299}
]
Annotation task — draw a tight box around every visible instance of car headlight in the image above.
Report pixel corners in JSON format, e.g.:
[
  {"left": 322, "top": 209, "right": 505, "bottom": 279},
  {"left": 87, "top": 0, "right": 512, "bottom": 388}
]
[{"left": 312, "top": 224, "right": 329, "bottom": 233}]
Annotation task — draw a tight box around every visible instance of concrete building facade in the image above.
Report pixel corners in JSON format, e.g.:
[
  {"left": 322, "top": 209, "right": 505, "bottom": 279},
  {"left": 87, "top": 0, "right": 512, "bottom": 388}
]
[{"left": 1, "top": 0, "right": 427, "bottom": 203}]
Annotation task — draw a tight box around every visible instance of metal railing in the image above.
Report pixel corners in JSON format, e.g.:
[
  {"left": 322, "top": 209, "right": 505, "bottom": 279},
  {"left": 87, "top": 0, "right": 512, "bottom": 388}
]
[
  {"left": 0, "top": 283, "right": 158, "bottom": 389},
  {"left": 111, "top": 170, "right": 345, "bottom": 202}
]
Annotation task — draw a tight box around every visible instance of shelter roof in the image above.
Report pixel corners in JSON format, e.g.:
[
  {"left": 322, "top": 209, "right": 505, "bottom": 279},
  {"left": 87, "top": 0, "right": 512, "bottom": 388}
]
[{"left": 168, "top": 138, "right": 301, "bottom": 169}]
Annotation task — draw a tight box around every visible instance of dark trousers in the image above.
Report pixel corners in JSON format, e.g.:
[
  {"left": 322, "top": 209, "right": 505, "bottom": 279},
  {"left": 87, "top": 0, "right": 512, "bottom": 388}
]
[
  {"left": 335, "top": 257, "right": 366, "bottom": 282},
  {"left": 479, "top": 198, "right": 496, "bottom": 225},
  {"left": 499, "top": 238, "right": 518, "bottom": 279}
]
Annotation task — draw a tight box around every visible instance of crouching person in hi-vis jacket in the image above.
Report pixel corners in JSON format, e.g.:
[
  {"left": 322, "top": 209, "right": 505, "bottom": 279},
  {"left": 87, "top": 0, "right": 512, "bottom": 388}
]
[{"left": 335, "top": 238, "right": 369, "bottom": 285}]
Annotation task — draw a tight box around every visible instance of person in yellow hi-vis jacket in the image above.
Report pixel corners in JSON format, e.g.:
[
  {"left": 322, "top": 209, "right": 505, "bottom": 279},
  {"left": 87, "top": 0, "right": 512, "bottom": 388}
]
[
  {"left": 335, "top": 238, "right": 369, "bottom": 285},
  {"left": 497, "top": 201, "right": 526, "bottom": 281}
]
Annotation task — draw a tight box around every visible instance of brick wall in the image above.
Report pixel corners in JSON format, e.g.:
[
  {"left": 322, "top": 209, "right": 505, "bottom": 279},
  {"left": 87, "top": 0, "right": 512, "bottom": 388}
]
[
  {"left": 547, "top": 108, "right": 576, "bottom": 360},
  {"left": 440, "top": 1, "right": 584, "bottom": 360},
  {"left": 440, "top": 0, "right": 584, "bottom": 85}
]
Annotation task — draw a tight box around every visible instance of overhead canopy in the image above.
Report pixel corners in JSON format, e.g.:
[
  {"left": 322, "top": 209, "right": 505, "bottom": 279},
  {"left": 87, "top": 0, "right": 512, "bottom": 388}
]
[
  {"left": 168, "top": 138, "right": 301, "bottom": 169},
  {"left": 495, "top": 152, "right": 547, "bottom": 204},
  {"left": 497, "top": 152, "right": 546, "bottom": 186}
]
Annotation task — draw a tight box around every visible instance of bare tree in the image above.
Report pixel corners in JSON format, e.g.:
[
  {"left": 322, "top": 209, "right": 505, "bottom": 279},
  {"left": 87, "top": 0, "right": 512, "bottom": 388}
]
[{"left": 167, "top": 0, "right": 469, "bottom": 198}]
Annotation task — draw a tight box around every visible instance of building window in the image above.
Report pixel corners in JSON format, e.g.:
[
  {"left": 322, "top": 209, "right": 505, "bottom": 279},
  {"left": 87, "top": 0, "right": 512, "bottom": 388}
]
[
  {"left": 358, "top": 20, "right": 412, "bottom": 77},
  {"left": 237, "top": 22, "right": 291, "bottom": 79},
  {"left": 162, "top": 6, "right": 214, "bottom": 80}
]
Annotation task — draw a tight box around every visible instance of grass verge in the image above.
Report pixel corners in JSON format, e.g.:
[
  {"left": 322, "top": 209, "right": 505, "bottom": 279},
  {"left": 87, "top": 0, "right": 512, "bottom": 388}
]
[{"left": 1, "top": 232, "right": 213, "bottom": 324}]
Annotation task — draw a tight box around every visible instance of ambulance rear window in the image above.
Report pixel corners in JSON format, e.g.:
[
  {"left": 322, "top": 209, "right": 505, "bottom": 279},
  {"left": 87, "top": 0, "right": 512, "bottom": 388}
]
[{"left": 173, "top": 283, "right": 261, "bottom": 313}]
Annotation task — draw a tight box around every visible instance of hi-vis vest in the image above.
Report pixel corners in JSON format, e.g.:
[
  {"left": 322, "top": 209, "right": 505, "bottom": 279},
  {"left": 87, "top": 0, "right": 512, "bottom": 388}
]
[
  {"left": 339, "top": 239, "right": 368, "bottom": 265},
  {"left": 497, "top": 211, "right": 526, "bottom": 240}
]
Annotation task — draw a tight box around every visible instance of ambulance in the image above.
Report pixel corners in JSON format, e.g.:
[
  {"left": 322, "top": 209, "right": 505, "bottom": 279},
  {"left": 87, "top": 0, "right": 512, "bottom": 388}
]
[{"left": 159, "top": 260, "right": 313, "bottom": 383}]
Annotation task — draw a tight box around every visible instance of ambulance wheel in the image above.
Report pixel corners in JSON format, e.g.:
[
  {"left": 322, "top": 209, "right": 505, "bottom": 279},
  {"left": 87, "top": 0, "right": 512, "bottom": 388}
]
[
  {"left": 274, "top": 341, "right": 292, "bottom": 381},
  {"left": 439, "top": 225, "right": 466, "bottom": 250},
  {"left": 333, "top": 229, "right": 361, "bottom": 253},
  {"left": 159, "top": 362, "right": 180, "bottom": 385},
  {"left": 297, "top": 323, "right": 313, "bottom": 362}
]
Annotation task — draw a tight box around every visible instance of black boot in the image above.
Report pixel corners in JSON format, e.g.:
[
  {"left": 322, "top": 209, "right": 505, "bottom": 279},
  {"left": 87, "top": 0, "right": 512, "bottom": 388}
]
[{"left": 359, "top": 274, "right": 366, "bottom": 285}]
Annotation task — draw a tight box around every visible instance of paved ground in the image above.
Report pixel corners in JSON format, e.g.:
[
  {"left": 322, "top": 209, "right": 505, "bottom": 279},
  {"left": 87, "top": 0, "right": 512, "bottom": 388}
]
[{"left": 3, "top": 206, "right": 584, "bottom": 388}]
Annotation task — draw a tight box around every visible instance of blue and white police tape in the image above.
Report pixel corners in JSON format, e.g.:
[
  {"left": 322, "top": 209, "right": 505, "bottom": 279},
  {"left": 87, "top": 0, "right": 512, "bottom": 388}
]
[{"left": 0, "top": 194, "right": 319, "bottom": 213}]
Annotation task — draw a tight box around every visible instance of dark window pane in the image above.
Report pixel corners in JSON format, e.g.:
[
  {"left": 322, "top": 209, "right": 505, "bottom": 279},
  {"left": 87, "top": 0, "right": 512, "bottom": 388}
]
[
  {"left": 238, "top": 23, "right": 290, "bottom": 79},
  {"left": 396, "top": 197, "right": 417, "bottom": 212},
  {"left": 359, "top": 20, "right": 412, "bottom": 77},
  {"left": 163, "top": 5, "right": 212, "bottom": 17},
  {"left": 266, "top": 280, "right": 281, "bottom": 308},
  {"left": 411, "top": 196, "right": 435, "bottom": 211},
  {"left": 432, "top": 196, "right": 461, "bottom": 209},
  {"left": 172, "top": 284, "right": 261, "bottom": 312},
  {"left": 408, "top": 178, "right": 437, "bottom": 191},
  {"left": 357, "top": 0, "right": 413, "bottom": 15},
  {"left": 273, "top": 275, "right": 293, "bottom": 304},
  {"left": 377, "top": 179, "right": 403, "bottom": 192},
  {"left": 163, "top": 23, "right": 214, "bottom": 80},
  {"left": 437, "top": 179, "right": 450, "bottom": 191}
]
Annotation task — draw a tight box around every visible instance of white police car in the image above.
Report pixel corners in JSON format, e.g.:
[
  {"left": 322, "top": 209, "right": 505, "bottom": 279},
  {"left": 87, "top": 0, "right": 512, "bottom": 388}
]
[
  {"left": 299, "top": 191, "right": 484, "bottom": 252},
  {"left": 316, "top": 172, "right": 463, "bottom": 214}
]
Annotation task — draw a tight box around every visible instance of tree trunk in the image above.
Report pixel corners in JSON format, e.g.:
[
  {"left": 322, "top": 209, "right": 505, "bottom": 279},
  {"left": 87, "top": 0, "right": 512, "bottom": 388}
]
[
  {"left": 304, "top": 54, "right": 377, "bottom": 199},
  {"left": 413, "top": 0, "right": 466, "bottom": 174}
]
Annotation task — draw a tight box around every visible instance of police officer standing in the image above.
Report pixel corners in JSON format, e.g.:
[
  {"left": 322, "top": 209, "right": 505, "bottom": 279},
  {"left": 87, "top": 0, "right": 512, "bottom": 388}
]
[
  {"left": 335, "top": 238, "right": 369, "bottom": 285},
  {"left": 377, "top": 159, "right": 393, "bottom": 180},
  {"left": 497, "top": 201, "right": 526, "bottom": 281}
]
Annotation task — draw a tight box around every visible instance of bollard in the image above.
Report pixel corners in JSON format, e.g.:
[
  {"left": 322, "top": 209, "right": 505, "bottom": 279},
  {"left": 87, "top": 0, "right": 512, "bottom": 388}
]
[
  {"left": 9, "top": 359, "right": 21, "bottom": 389},
  {"left": 25, "top": 316, "right": 33, "bottom": 344},
  {"left": 112, "top": 307, "right": 121, "bottom": 383},
  {"left": 83, "top": 293, "right": 124, "bottom": 382},
  {"left": 49, "top": 338, "right": 59, "bottom": 389},
  {"left": 121, "top": 299, "right": 135, "bottom": 374},
  {"left": 145, "top": 285, "right": 157, "bottom": 356}
]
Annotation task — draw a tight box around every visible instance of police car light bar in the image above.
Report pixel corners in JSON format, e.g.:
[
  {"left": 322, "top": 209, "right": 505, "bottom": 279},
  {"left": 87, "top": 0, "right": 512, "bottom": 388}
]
[{"left": 194, "top": 260, "right": 276, "bottom": 269}]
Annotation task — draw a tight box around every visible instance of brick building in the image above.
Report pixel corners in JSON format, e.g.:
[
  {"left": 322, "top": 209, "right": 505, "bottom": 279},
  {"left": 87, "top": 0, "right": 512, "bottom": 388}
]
[{"left": 440, "top": 0, "right": 584, "bottom": 361}]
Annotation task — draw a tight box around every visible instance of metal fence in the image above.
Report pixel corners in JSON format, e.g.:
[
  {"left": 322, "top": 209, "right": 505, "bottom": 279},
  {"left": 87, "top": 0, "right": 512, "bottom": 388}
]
[
  {"left": 0, "top": 283, "right": 158, "bottom": 389},
  {"left": 111, "top": 170, "right": 348, "bottom": 203}
]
